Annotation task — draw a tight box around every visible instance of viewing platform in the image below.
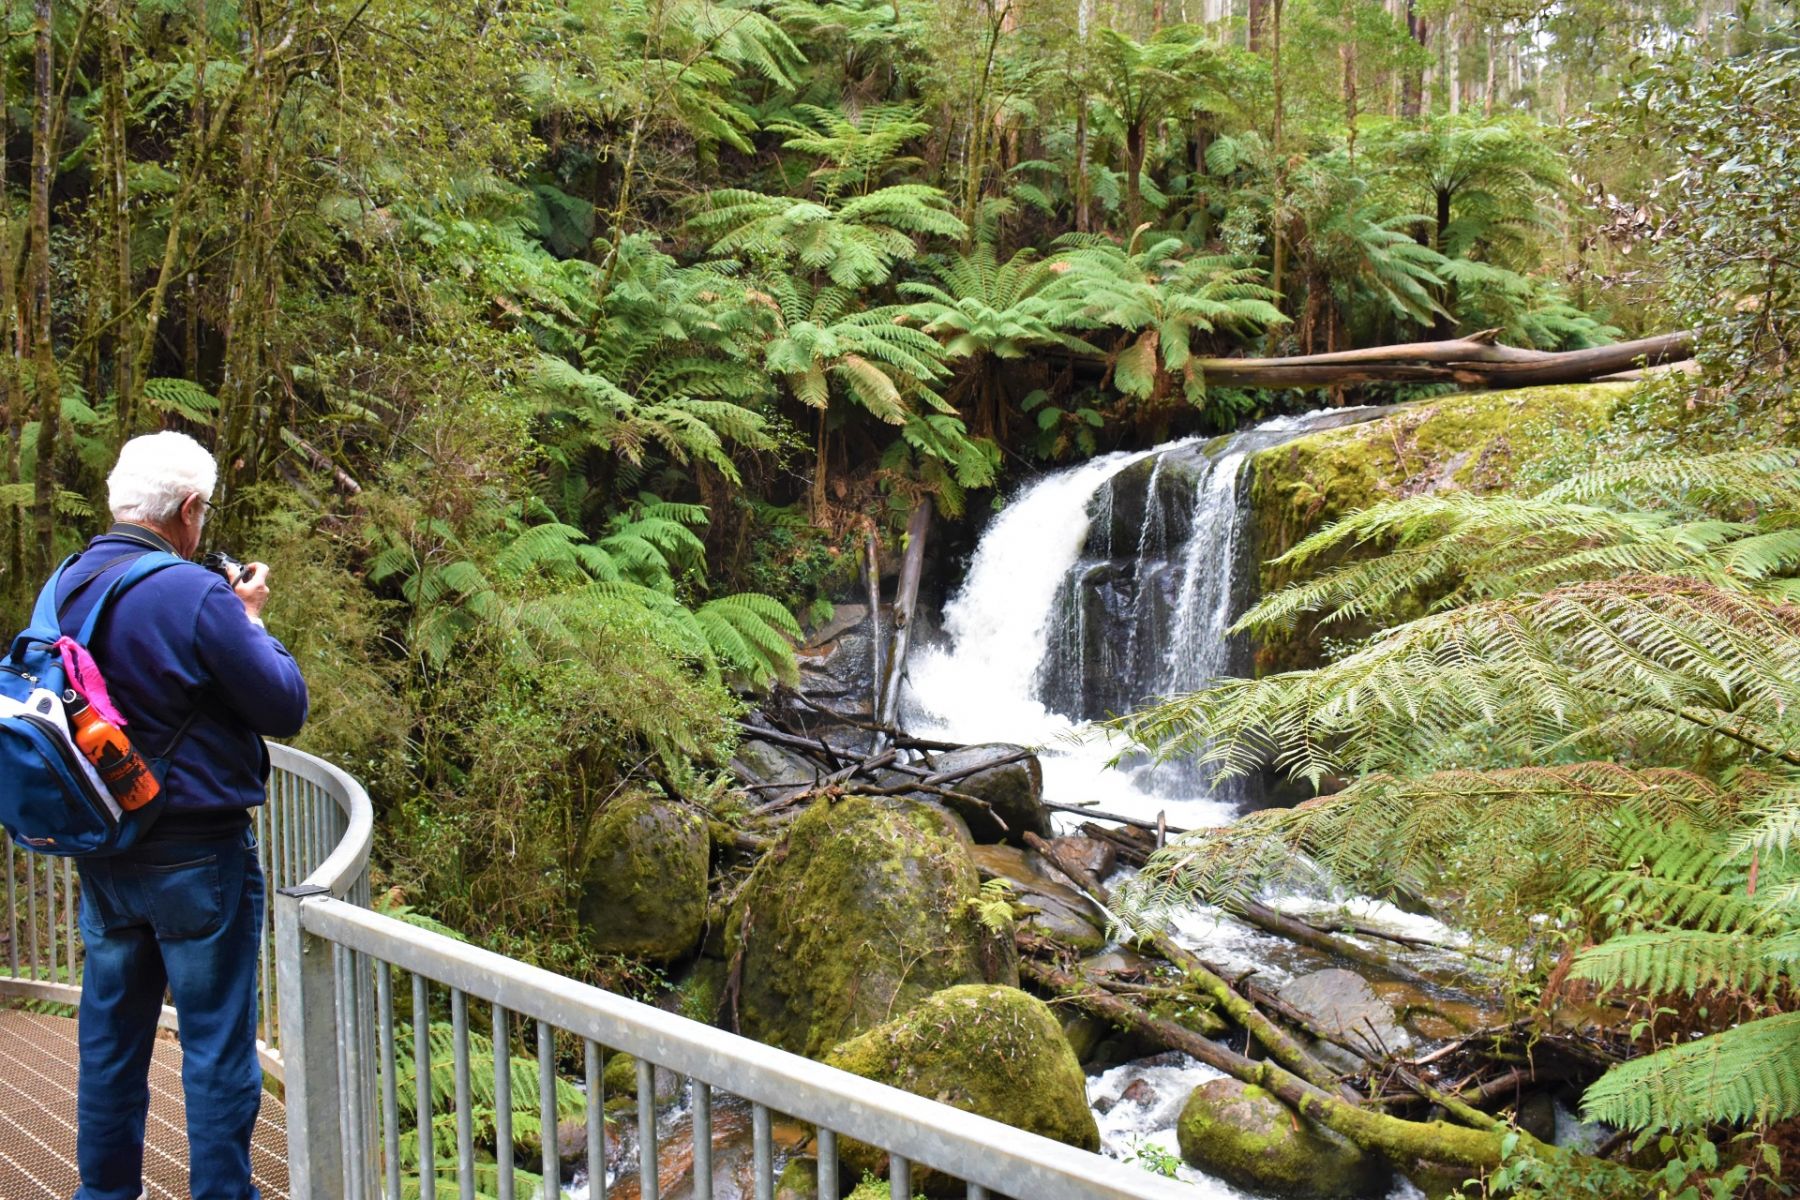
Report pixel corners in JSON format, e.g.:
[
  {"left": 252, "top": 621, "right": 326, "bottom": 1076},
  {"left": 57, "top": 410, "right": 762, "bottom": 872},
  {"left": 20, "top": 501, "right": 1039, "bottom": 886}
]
[{"left": 0, "top": 744, "right": 1195, "bottom": 1200}]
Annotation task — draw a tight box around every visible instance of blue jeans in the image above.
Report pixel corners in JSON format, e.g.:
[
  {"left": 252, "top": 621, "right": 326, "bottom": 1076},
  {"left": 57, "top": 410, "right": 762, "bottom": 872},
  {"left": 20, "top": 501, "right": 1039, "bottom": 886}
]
[{"left": 73, "top": 828, "right": 265, "bottom": 1200}]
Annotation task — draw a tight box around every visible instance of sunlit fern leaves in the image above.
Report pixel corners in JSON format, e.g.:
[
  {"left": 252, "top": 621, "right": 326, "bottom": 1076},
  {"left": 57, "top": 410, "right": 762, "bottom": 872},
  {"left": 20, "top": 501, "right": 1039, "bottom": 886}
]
[
  {"left": 688, "top": 185, "right": 965, "bottom": 289},
  {"left": 141, "top": 377, "right": 220, "bottom": 423},
  {"left": 1126, "top": 577, "right": 1800, "bottom": 786}
]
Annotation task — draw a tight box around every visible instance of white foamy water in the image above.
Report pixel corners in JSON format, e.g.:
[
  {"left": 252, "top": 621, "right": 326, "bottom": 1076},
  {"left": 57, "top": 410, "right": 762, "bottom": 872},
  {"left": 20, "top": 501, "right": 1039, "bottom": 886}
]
[{"left": 904, "top": 439, "right": 1244, "bottom": 831}]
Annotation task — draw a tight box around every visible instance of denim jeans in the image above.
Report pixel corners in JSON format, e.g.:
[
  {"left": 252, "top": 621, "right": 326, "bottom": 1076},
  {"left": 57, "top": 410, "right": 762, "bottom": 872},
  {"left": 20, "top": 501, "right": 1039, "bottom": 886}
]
[{"left": 72, "top": 827, "right": 265, "bottom": 1200}]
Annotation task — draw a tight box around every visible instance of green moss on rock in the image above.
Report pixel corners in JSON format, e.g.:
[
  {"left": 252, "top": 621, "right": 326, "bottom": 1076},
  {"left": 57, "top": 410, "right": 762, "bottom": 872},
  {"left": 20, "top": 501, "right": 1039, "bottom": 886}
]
[
  {"left": 824, "top": 984, "right": 1100, "bottom": 1189},
  {"left": 577, "top": 793, "right": 710, "bottom": 962},
  {"left": 1247, "top": 384, "right": 1629, "bottom": 674},
  {"left": 725, "top": 795, "right": 1016, "bottom": 1058},
  {"left": 1177, "top": 1077, "right": 1387, "bottom": 1198}
]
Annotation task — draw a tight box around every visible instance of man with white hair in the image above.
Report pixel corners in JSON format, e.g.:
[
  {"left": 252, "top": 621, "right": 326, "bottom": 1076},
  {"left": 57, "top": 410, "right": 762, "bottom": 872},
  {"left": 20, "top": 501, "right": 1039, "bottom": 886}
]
[{"left": 52, "top": 431, "right": 308, "bottom": 1200}]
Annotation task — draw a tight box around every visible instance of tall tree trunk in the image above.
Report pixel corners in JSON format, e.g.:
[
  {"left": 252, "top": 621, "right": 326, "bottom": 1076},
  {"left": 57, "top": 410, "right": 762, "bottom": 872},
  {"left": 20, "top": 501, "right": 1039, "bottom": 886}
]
[
  {"left": 1124, "top": 121, "right": 1145, "bottom": 230},
  {"left": 29, "top": 0, "right": 58, "bottom": 571},
  {"left": 1074, "top": 91, "right": 1091, "bottom": 233},
  {"left": 1400, "top": 0, "right": 1428, "bottom": 118},
  {"left": 1267, "top": 0, "right": 1285, "bottom": 316},
  {"left": 1341, "top": 8, "right": 1357, "bottom": 163},
  {"left": 1247, "top": 0, "right": 1269, "bottom": 51},
  {"left": 1484, "top": 22, "right": 1497, "bottom": 116},
  {"left": 104, "top": 0, "right": 133, "bottom": 440}
]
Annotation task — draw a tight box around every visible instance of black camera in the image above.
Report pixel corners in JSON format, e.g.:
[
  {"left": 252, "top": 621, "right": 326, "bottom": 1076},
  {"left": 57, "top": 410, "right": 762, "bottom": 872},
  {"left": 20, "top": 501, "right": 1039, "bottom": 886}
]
[{"left": 201, "top": 550, "right": 251, "bottom": 586}]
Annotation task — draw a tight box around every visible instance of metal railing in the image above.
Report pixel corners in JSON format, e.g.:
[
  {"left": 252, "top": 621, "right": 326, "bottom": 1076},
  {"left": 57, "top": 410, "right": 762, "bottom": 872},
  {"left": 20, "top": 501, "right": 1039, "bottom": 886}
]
[{"left": 5, "top": 745, "right": 1197, "bottom": 1200}]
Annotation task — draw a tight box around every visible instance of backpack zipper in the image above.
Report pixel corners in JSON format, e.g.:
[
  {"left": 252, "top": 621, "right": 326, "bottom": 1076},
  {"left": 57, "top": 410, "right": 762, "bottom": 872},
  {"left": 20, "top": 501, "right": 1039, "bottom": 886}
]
[{"left": 18, "top": 712, "right": 119, "bottom": 834}]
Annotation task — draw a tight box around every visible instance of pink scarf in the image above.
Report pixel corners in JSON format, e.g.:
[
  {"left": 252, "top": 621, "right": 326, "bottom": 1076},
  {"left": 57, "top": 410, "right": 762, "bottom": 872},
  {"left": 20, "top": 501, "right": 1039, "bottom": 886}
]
[{"left": 54, "top": 637, "right": 128, "bottom": 728}]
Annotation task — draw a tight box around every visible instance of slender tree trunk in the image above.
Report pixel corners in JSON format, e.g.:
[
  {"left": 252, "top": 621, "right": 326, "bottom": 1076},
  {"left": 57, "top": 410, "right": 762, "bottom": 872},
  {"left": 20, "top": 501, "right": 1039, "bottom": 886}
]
[
  {"left": 1267, "top": 0, "right": 1285, "bottom": 316},
  {"left": 29, "top": 0, "right": 58, "bottom": 570},
  {"left": 1401, "top": 0, "right": 1428, "bottom": 118},
  {"left": 1485, "top": 23, "right": 1497, "bottom": 116},
  {"left": 1074, "top": 91, "right": 1091, "bottom": 233},
  {"left": 1124, "top": 121, "right": 1145, "bottom": 231},
  {"left": 104, "top": 0, "right": 134, "bottom": 440},
  {"left": 1247, "top": 0, "right": 1268, "bottom": 52},
  {"left": 0, "top": 0, "right": 21, "bottom": 609}
]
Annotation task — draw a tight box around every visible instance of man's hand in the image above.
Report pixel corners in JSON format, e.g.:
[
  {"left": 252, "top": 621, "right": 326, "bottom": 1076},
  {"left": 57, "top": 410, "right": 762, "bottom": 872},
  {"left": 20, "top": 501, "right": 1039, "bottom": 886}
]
[{"left": 234, "top": 562, "right": 271, "bottom": 622}]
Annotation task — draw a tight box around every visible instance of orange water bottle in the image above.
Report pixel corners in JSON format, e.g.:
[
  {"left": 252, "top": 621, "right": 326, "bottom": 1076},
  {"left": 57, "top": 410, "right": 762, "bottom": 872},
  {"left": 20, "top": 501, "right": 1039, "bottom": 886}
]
[{"left": 63, "top": 692, "right": 161, "bottom": 812}]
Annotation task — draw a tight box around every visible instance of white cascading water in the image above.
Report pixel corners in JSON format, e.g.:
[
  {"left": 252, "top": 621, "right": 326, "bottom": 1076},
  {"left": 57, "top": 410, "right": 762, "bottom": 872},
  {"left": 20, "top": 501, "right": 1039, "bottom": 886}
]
[{"left": 904, "top": 408, "right": 1444, "bottom": 1198}]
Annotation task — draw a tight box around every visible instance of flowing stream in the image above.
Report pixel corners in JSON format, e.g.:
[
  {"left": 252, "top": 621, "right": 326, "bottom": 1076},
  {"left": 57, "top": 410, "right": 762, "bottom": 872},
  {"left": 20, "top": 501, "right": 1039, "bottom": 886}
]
[{"left": 904, "top": 408, "right": 1446, "bottom": 1197}]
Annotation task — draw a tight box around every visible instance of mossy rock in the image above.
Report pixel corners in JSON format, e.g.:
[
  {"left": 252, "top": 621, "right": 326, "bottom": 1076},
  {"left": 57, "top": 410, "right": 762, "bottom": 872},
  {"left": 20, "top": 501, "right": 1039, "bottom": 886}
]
[
  {"left": 599, "top": 1051, "right": 683, "bottom": 1109},
  {"left": 1177, "top": 1078, "right": 1387, "bottom": 1198},
  {"left": 577, "top": 794, "right": 709, "bottom": 962},
  {"left": 776, "top": 1156, "right": 821, "bottom": 1200},
  {"left": 824, "top": 984, "right": 1100, "bottom": 1193},
  {"left": 725, "top": 795, "right": 1016, "bottom": 1057},
  {"left": 1246, "top": 383, "right": 1629, "bottom": 674}
]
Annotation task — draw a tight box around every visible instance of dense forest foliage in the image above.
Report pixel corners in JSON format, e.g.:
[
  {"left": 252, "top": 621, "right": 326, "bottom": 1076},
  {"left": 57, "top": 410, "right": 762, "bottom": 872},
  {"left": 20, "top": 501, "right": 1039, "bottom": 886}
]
[{"left": 0, "top": 0, "right": 1796, "bottom": 1192}]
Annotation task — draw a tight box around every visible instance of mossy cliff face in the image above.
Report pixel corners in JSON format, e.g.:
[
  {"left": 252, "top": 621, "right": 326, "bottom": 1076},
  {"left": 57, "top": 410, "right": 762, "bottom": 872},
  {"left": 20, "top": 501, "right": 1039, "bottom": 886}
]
[
  {"left": 1247, "top": 383, "right": 1630, "bottom": 674},
  {"left": 577, "top": 794, "right": 710, "bottom": 962},
  {"left": 824, "top": 984, "right": 1101, "bottom": 1190},
  {"left": 724, "top": 795, "right": 1017, "bottom": 1058}
]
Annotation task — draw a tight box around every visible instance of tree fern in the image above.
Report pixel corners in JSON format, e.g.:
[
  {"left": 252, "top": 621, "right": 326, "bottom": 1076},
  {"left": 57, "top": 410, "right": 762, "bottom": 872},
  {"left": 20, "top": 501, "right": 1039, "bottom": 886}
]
[{"left": 1580, "top": 1013, "right": 1800, "bottom": 1131}]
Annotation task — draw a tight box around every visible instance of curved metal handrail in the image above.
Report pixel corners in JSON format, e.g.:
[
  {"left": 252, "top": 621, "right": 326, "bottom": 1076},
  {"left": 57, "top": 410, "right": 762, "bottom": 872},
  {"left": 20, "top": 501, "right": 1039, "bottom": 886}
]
[{"left": 268, "top": 742, "right": 376, "bottom": 899}]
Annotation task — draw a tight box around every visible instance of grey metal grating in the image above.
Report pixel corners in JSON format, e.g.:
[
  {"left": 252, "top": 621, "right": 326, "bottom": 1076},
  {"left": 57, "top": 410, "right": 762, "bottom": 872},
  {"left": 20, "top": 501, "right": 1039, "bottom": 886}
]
[{"left": 0, "top": 1009, "right": 290, "bottom": 1199}]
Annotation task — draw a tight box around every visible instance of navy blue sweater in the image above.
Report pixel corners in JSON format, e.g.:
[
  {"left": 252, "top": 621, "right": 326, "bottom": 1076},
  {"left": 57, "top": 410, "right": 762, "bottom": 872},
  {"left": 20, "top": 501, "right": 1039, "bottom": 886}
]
[{"left": 55, "top": 528, "right": 309, "bottom": 825}]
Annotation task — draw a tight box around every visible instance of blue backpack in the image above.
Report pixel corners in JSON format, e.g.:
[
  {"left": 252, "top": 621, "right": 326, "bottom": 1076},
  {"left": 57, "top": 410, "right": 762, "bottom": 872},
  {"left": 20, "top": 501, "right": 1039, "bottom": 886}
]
[{"left": 0, "top": 551, "right": 192, "bottom": 856}]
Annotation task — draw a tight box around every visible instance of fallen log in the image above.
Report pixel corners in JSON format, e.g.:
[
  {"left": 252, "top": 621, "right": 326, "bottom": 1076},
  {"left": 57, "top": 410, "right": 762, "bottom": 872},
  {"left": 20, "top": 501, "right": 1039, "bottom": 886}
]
[
  {"left": 1239, "top": 900, "right": 1442, "bottom": 990},
  {"left": 1045, "top": 799, "right": 1189, "bottom": 835},
  {"left": 1021, "top": 959, "right": 1565, "bottom": 1172},
  {"left": 1191, "top": 330, "right": 1694, "bottom": 391},
  {"left": 873, "top": 500, "right": 931, "bottom": 752},
  {"left": 1021, "top": 831, "right": 1354, "bottom": 1100}
]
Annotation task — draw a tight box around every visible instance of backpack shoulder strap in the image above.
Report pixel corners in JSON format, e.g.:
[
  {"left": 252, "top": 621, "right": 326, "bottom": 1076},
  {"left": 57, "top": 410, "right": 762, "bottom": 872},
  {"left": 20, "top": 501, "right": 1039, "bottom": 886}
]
[
  {"left": 70, "top": 551, "right": 189, "bottom": 644},
  {"left": 25, "top": 556, "right": 82, "bottom": 635}
]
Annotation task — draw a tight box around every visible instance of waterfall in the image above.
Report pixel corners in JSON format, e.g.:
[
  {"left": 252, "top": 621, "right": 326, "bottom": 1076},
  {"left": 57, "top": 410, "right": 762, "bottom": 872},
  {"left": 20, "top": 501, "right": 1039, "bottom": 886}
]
[{"left": 906, "top": 408, "right": 1385, "bottom": 827}]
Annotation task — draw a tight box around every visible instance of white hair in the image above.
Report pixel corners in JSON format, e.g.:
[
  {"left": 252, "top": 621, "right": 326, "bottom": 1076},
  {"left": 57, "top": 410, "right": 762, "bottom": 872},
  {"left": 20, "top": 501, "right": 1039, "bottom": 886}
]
[{"left": 108, "top": 431, "right": 219, "bottom": 525}]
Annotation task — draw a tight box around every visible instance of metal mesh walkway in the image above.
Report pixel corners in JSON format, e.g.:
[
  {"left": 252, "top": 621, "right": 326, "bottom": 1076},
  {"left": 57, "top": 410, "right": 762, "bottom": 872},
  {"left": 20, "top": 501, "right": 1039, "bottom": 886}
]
[{"left": 0, "top": 1009, "right": 290, "bottom": 1199}]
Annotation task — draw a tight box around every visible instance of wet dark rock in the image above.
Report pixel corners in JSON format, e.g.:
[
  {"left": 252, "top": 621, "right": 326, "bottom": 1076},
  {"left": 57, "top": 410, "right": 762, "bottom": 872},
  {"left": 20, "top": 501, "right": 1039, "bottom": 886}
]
[
  {"left": 910, "top": 743, "right": 1051, "bottom": 845},
  {"left": 1120, "top": 1079, "right": 1160, "bottom": 1107},
  {"left": 1279, "top": 967, "right": 1413, "bottom": 1069},
  {"left": 970, "top": 843, "right": 1107, "bottom": 953},
  {"left": 1177, "top": 1078, "right": 1389, "bottom": 1198},
  {"left": 730, "top": 739, "right": 823, "bottom": 805}
]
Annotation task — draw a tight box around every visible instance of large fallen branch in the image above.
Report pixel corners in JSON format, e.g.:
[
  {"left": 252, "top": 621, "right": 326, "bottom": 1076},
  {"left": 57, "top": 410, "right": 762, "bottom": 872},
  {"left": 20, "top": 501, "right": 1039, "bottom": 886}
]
[
  {"left": 1022, "top": 958, "right": 1565, "bottom": 1172},
  {"left": 1191, "top": 330, "right": 1693, "bottom": 390}
]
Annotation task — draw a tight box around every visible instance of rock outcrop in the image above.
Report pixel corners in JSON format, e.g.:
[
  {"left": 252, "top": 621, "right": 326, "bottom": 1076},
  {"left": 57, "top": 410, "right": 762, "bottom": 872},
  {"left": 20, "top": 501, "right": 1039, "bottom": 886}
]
[
  {"left": 725, "top": 795, "right": 1015, "bottom": 1057},
  {"left": 825, "top": 984, "right": 1101, "bottom": 1192},
  {"left": 1177, "top": 1077, "right": 1388, "bottom": 1198},
  {"left": 577, "top": 795, "right": 710, "bottom": 962}
]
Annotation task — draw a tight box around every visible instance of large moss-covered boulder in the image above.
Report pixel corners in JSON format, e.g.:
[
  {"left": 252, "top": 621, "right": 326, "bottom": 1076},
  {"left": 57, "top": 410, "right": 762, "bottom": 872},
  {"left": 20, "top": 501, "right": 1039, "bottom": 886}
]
[
  {"left": 577, "top": 794, "right": 710, "bottom": 962},
  {"left": 1177, "top": 1078, "right": 1387, "bottom": 1198},
  {"left": 1247, "top": 383, "right": 1629, "bottom": 674},
  {"left": 725, "top": 795, "right": 1015, "bottom": 1057},
  {"left": 825, "top": 984, "right": 1100, "bottom": 1190}
]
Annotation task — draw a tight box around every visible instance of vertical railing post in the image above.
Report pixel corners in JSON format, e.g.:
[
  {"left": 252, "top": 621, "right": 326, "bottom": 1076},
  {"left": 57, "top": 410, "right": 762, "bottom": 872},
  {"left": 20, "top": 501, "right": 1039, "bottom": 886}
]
[{"left": 276, "top": 885, "right": 346, "bottom": 1199}]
